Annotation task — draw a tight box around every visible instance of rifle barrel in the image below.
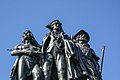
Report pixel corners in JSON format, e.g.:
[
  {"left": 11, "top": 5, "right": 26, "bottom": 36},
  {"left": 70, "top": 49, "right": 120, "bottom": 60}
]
[
  {"left": 7, "top": 49, "right": 13, "bottom": 51},
  {"left": 100, "top": 46, "right": 105, "bottom": 74}
]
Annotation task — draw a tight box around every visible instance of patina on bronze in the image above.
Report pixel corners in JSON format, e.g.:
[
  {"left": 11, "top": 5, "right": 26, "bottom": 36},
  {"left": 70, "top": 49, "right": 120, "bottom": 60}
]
[
  {"left": 10, "top": 20, "right": 103, "bottom": 80},
  {"left": 10, "top": 30, "right": 43, "bottom": 80}
]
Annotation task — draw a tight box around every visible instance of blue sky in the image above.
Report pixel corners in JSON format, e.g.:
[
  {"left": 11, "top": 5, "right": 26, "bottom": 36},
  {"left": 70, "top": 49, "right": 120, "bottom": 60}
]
[{"left": 0, "top": 0, "right": 120, "bottom": 80}]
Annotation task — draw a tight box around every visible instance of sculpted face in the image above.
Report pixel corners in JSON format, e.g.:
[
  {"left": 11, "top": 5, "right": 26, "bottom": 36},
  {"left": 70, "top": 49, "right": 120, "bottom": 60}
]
[
  {"left": 22, "top": 30, "right": 34, "bottom": 44},
  {"left": 51, "top": 21, "right": 61, "bottom": 34},
  {"left": 76, "top": 33, "right": 88, "bottom": 44}
]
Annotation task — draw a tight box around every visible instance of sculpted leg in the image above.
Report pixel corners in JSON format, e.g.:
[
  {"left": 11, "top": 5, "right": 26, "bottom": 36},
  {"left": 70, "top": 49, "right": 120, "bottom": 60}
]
[
  {"left": 56, "top": 53, "right": 67, "bottom": 80},
  {"left": 43, "top": 54, "right": 53, "bottom": 80},
  {"left": 18, "top": 56, "right": 26, "bottom": 80},
  {"left": 32, "top": 64, "right": 41, "bottom": 80}
]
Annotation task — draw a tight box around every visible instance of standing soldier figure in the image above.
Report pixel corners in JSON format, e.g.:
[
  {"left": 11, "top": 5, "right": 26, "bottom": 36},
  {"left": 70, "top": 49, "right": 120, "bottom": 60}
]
[
  {"left": 73, "top": 30, "right": 101, "bottom": 80},
  {"left": 42, "top": 20, "right": 70, "bottom": 80}
]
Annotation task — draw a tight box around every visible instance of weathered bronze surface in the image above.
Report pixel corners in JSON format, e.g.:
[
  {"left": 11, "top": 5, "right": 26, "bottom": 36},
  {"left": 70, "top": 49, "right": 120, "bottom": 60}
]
[{"left": 10, "top": 20, "right": 102, "bottom": 80}]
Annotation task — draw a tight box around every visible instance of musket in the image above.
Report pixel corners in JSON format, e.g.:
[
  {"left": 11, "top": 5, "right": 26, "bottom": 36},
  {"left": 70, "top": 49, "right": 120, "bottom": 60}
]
[
  {"left": 100, "top": 46, "right": 105, "bottom": 75},
  {"left": 7, "top": 48, "right": 42, "bottom": 56}
]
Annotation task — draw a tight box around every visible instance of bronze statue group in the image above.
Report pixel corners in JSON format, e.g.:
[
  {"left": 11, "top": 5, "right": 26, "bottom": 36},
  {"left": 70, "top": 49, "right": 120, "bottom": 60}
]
[{"left": 10, "top": 20, "right": 102, "bottom": 80}]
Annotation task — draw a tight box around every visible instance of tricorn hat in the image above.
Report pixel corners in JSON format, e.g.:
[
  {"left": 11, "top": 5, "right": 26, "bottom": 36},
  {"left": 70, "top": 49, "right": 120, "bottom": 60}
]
[
  {"left": 46, "top": 20, "right": 62, "bottom": 30},
  {"left": 73, "top": 29, "right": 90, "bottom": 42}
]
